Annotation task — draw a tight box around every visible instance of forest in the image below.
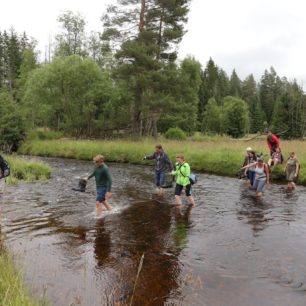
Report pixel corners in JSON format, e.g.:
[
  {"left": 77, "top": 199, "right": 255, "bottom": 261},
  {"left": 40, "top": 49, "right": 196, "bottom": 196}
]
[{"left": 1, "top": 0, "right": 306, "bottom": 153}]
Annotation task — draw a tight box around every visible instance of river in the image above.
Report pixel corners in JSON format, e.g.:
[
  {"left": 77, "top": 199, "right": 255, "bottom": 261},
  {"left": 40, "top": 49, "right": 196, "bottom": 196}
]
[{"left": 1, "top": 158, "right": 306, "bottom": 306}]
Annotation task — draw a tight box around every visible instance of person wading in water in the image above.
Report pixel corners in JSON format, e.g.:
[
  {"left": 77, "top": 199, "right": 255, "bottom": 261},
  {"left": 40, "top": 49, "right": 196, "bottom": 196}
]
[
  {"left": 84, "top": 155, "right": 112, "bottom": 214},
  {"left": 144, "top": 144, "right": 173, "bottom": 196}
]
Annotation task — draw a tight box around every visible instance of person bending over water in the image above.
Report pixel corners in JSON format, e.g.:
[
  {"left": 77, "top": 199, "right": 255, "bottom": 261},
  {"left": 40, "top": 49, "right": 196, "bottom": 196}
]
[
  {"left": 241, "top": 156, "right": 270, "bottom": 197},
  {"left": 285, "top": 152, "right": 299, "bottom": 190},
  {"left": 85, "top": 155, "right": 112, "bottom": 214},
  {"left": 171, "top": 154, "right": 195, "bottom": 207},
  {"left": 144, "top": 144, "right": 173, "bottom": 196}
]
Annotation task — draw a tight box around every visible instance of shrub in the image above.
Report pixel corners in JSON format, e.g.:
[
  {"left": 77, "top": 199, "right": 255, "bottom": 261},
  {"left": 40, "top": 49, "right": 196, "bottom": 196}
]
[{"left": 164, "top": 127, "right": 187, "bottom": 140}]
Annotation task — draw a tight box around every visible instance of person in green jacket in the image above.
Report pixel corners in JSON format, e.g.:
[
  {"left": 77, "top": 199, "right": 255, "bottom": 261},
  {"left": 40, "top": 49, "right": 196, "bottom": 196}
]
[
  {"left": 85, "top": 154, "right": 112, "bottom": 213},
  {"left": 171, "top": 154, "right": 195, "bottom": 207}
]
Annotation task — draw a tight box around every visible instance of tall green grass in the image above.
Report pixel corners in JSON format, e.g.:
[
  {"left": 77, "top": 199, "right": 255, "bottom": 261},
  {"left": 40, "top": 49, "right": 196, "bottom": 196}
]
[
  {"left": 19, "top": 138, "right": 306, "bottom": 185},
  {"left": 4, "top": 156, "right": 51, "bottom": 185},
  {"left": 0, "top": 247, "right": 42, "bottom": 306}
]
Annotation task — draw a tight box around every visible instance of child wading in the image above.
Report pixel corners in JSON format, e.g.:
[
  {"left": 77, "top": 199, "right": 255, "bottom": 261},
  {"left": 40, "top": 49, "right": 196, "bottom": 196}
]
[
  {"left": 171, "top": 154, "right": 195, "bottom": 207},
  {"left": 85, "top": 155, "right": 112, "bottom": 213}
]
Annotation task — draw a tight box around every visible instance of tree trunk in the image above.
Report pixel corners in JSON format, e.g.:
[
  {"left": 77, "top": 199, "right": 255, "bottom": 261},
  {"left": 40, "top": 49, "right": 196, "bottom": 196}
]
[{"left": 139, "top": 0, "right": 146, "bottom": 32}]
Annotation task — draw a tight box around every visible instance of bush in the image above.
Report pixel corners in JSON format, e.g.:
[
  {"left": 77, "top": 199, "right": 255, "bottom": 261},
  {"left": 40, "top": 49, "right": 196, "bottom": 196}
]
[
  {"left": 0, "top": 90, "right": 26, "bottom": 152},
  {"left": 164, "top": 127, "right": 187, "bottom": 140},
  {"left": 27, "top": 129, "right": 64, "bottom": 140}
]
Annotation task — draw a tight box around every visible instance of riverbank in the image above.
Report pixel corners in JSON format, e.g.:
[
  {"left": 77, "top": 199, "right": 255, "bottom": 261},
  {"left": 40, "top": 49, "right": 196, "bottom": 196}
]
[
  {"left": 4, "top": 156, "right": 51, "bottom": 185},
  {"left": 0, "top": 245, "right": 42, "bottom": 306},
  {"left": 19, "top": 138, "right": 306, "bottom": 185},
  {"left": 1, "top": 156, "right": 51, "bottom": 305}
]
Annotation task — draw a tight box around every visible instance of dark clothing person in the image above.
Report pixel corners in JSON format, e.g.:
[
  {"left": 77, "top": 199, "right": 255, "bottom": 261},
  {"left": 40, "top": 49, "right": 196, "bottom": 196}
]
[{"left": 144, "top": 149, "right": 173, "bottom": 187}]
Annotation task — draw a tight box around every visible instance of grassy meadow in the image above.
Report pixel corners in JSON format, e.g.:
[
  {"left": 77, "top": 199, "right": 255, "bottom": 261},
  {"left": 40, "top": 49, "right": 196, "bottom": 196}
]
[{"left": 19, "top": 136, "right": 306, "bottom": 185}]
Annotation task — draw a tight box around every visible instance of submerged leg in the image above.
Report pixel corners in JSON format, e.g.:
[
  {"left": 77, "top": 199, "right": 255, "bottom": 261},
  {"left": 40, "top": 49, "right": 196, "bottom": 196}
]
[
  {"left": 175, "top": 195, "right": 182, "bottom": 206},
  {"left": 102, "top": 200, "right": 112, "bottom": 211},
  {"left": 96, "top": 201, "right": 103, "bottom": 213}
]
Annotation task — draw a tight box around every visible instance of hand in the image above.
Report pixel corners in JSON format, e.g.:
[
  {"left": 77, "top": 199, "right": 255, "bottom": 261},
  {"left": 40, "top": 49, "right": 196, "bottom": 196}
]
[{"left": 106, "top": 192, "right": 111, "bottom": 198}]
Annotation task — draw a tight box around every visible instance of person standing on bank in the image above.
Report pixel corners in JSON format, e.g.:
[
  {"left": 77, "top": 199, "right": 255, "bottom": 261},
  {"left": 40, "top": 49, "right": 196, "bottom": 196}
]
[
  {"left": 171, "top": 154, "right": 196, "bottom": 207},
  {"left": 85, "top": 155, "right": 112, "bottom": 214},
  {"left": 144, "top": 144, "right": 173, "bottom": 196}
]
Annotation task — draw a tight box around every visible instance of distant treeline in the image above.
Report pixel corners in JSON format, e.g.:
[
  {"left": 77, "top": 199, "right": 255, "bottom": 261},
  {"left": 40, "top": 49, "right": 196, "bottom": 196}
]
[{"left": 1, "top": 0, "right": 305, "bottom": 151}]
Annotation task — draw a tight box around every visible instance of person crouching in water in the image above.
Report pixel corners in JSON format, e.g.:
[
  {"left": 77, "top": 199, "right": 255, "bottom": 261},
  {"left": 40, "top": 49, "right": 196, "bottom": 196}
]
[
  {"left": 171, "top": 154, "right": 195, "bottom": 207},
  {"left": 241, "top": 156, "right": 270, "bottom": 197},
  {"left": 85, "top": 155, "right": 112, "bottom": 213},
  {"left": 285, "top": 152, "right": 300, "bottom": 190},
  {"left": 144, "top": 144, "right": 173, "bottom": 196}
]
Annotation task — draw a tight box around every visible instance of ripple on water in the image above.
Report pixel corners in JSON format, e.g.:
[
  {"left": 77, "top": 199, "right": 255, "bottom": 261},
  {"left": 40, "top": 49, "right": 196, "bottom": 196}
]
[{"left": 1, "top": 159, "right": 306, "bottom": 306}]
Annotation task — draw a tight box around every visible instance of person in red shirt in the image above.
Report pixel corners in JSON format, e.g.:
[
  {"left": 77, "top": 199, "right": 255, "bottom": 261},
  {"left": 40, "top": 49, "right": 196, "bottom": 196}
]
[{"left": 267, "top": 132, "right": 280, "bottom": 156}]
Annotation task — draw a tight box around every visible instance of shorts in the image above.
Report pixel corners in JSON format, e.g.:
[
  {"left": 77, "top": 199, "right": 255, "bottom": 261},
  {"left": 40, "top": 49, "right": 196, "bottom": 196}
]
[
  {"left": 175, "top": 183, "right": 192, "bottom": 197},
  {"left": 96, "top": 186, "right": 107, "bottom": 202},
  {"left": 253, "top": 179, "right": 266, "bottom": 192},
  {"left": 155, "top": 171, "right": 165, "bottom": 187}
]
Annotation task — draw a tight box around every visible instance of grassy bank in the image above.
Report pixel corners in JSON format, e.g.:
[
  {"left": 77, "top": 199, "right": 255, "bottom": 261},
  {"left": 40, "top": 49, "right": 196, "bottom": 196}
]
[
  {"left": 0, "top": 157, "right": 51, "bottom": 305},
  {"left": 19, "top": 138, "right": 306, "bottom": 185},
  {"left": 3, "top": 156, "right": 51, "bottom": 185},
  {"left": 0, "top": 246, "right": 41, "bottom": 306}
]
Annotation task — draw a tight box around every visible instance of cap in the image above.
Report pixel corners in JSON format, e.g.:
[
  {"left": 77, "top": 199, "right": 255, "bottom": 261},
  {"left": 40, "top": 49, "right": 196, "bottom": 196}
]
[{"left": 246, "top": 147, "right": 252, "bottom": 152}]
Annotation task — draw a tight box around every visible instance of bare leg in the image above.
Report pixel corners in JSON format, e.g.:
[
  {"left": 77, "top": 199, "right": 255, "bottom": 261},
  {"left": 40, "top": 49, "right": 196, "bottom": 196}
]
[
  {"left": 159, "top": 188, "right": 165, "bottom": 196},
  {"left": 96, "top": 201, "right": 103, "bottom": 213},
  {"left": 102, "top": 200, "right": 112, "bottom": 211},
  {"left": 187, "top": 196, "right": 195, "bottom": 207},
  {"left": 175, "top": 195, "right": 182, "bottom": 207}
]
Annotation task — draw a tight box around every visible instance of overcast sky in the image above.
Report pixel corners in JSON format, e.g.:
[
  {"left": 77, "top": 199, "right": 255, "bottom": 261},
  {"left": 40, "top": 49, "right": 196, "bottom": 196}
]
[{"left": 1, "top": 0, "right": 306, "bottom": 88}]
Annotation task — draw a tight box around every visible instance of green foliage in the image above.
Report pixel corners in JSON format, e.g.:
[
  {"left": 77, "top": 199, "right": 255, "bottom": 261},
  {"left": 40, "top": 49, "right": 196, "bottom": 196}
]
[
  {"left": 0, "top": 90, "right": 25, "bottom": 152},
  {"left": 54, "top": 11, "right": 87, "bottom": 57},
  {"left": 22, "top": 55, "right": 114, "bottom": 137},
  {"left": 101, "top": 0, "right": 192, "bottom": 137},
  {"left": 4, "top": 156, "right": 51, "bottom": 185},
  {"left": 202, "top": 98, "right": 223, "bottom": 134},
  {"left": 222, "top": 96, "right": 250, "bottom": 138},
  {"left": 164, "top": 127, "right": 187, "bottom": 140},
  {"left": 27, "top": 129, "right": 64, "bottom": 140}
]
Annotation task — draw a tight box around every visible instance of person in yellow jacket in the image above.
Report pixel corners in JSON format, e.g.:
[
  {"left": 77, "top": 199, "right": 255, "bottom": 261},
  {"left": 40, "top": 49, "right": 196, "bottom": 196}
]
[{"left": 171, "top": 154, "right": 196, "bottom": 207}]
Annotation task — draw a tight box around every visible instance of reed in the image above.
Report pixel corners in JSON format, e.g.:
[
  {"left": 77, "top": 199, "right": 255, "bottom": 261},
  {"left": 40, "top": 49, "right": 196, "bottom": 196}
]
[
  {"left": 19, "top": 138, "right": 306, "bottom": 185},
  {"left": 3, "top": 156, "right": 51, "bottom": 185},
  {"left": 0, "top": 246, "right": 41, "bottom": 306}
]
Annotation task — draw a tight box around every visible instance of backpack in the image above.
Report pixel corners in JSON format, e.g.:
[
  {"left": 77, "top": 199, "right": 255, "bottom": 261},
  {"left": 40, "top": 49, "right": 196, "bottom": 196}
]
[
  {"left": 189, "top": 173, "right": 198, "bottom": 185},
  {"left": 179, "top": 163, "right": 198, "bottom": 185},
  {"left": 0, "top": 158, "right": 10, "bottom": 178}
]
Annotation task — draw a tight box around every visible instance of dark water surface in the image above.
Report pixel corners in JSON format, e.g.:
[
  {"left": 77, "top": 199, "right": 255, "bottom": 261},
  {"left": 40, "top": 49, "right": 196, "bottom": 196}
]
[{"left": 1, "top": 158, "right": 306, "bottom": 306}]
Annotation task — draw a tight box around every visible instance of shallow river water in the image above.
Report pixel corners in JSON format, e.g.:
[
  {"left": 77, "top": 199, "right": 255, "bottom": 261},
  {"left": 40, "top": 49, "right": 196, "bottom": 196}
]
[{"left": 1, "top": 158, "right": 306, "bottom": 306}]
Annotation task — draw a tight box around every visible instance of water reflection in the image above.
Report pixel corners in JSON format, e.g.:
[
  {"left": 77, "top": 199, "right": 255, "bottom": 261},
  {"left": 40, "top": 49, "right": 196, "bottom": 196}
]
[{"left": 94, "top": 218, "right": 111, "bottom": 268}]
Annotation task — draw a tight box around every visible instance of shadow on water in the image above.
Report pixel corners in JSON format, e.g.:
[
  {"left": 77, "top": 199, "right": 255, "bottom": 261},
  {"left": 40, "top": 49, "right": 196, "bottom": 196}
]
[{"left": 1, "top": 159, "right": 306, "bottom": 305}]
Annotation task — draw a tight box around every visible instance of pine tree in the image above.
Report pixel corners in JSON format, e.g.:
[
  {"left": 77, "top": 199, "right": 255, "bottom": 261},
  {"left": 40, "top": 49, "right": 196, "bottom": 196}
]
[
  {"left": 229, "top": 69, "right": 241, "bottom": 97},
  {"left": 101, "top": 0, "right": 191, "bottom": 137}
]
